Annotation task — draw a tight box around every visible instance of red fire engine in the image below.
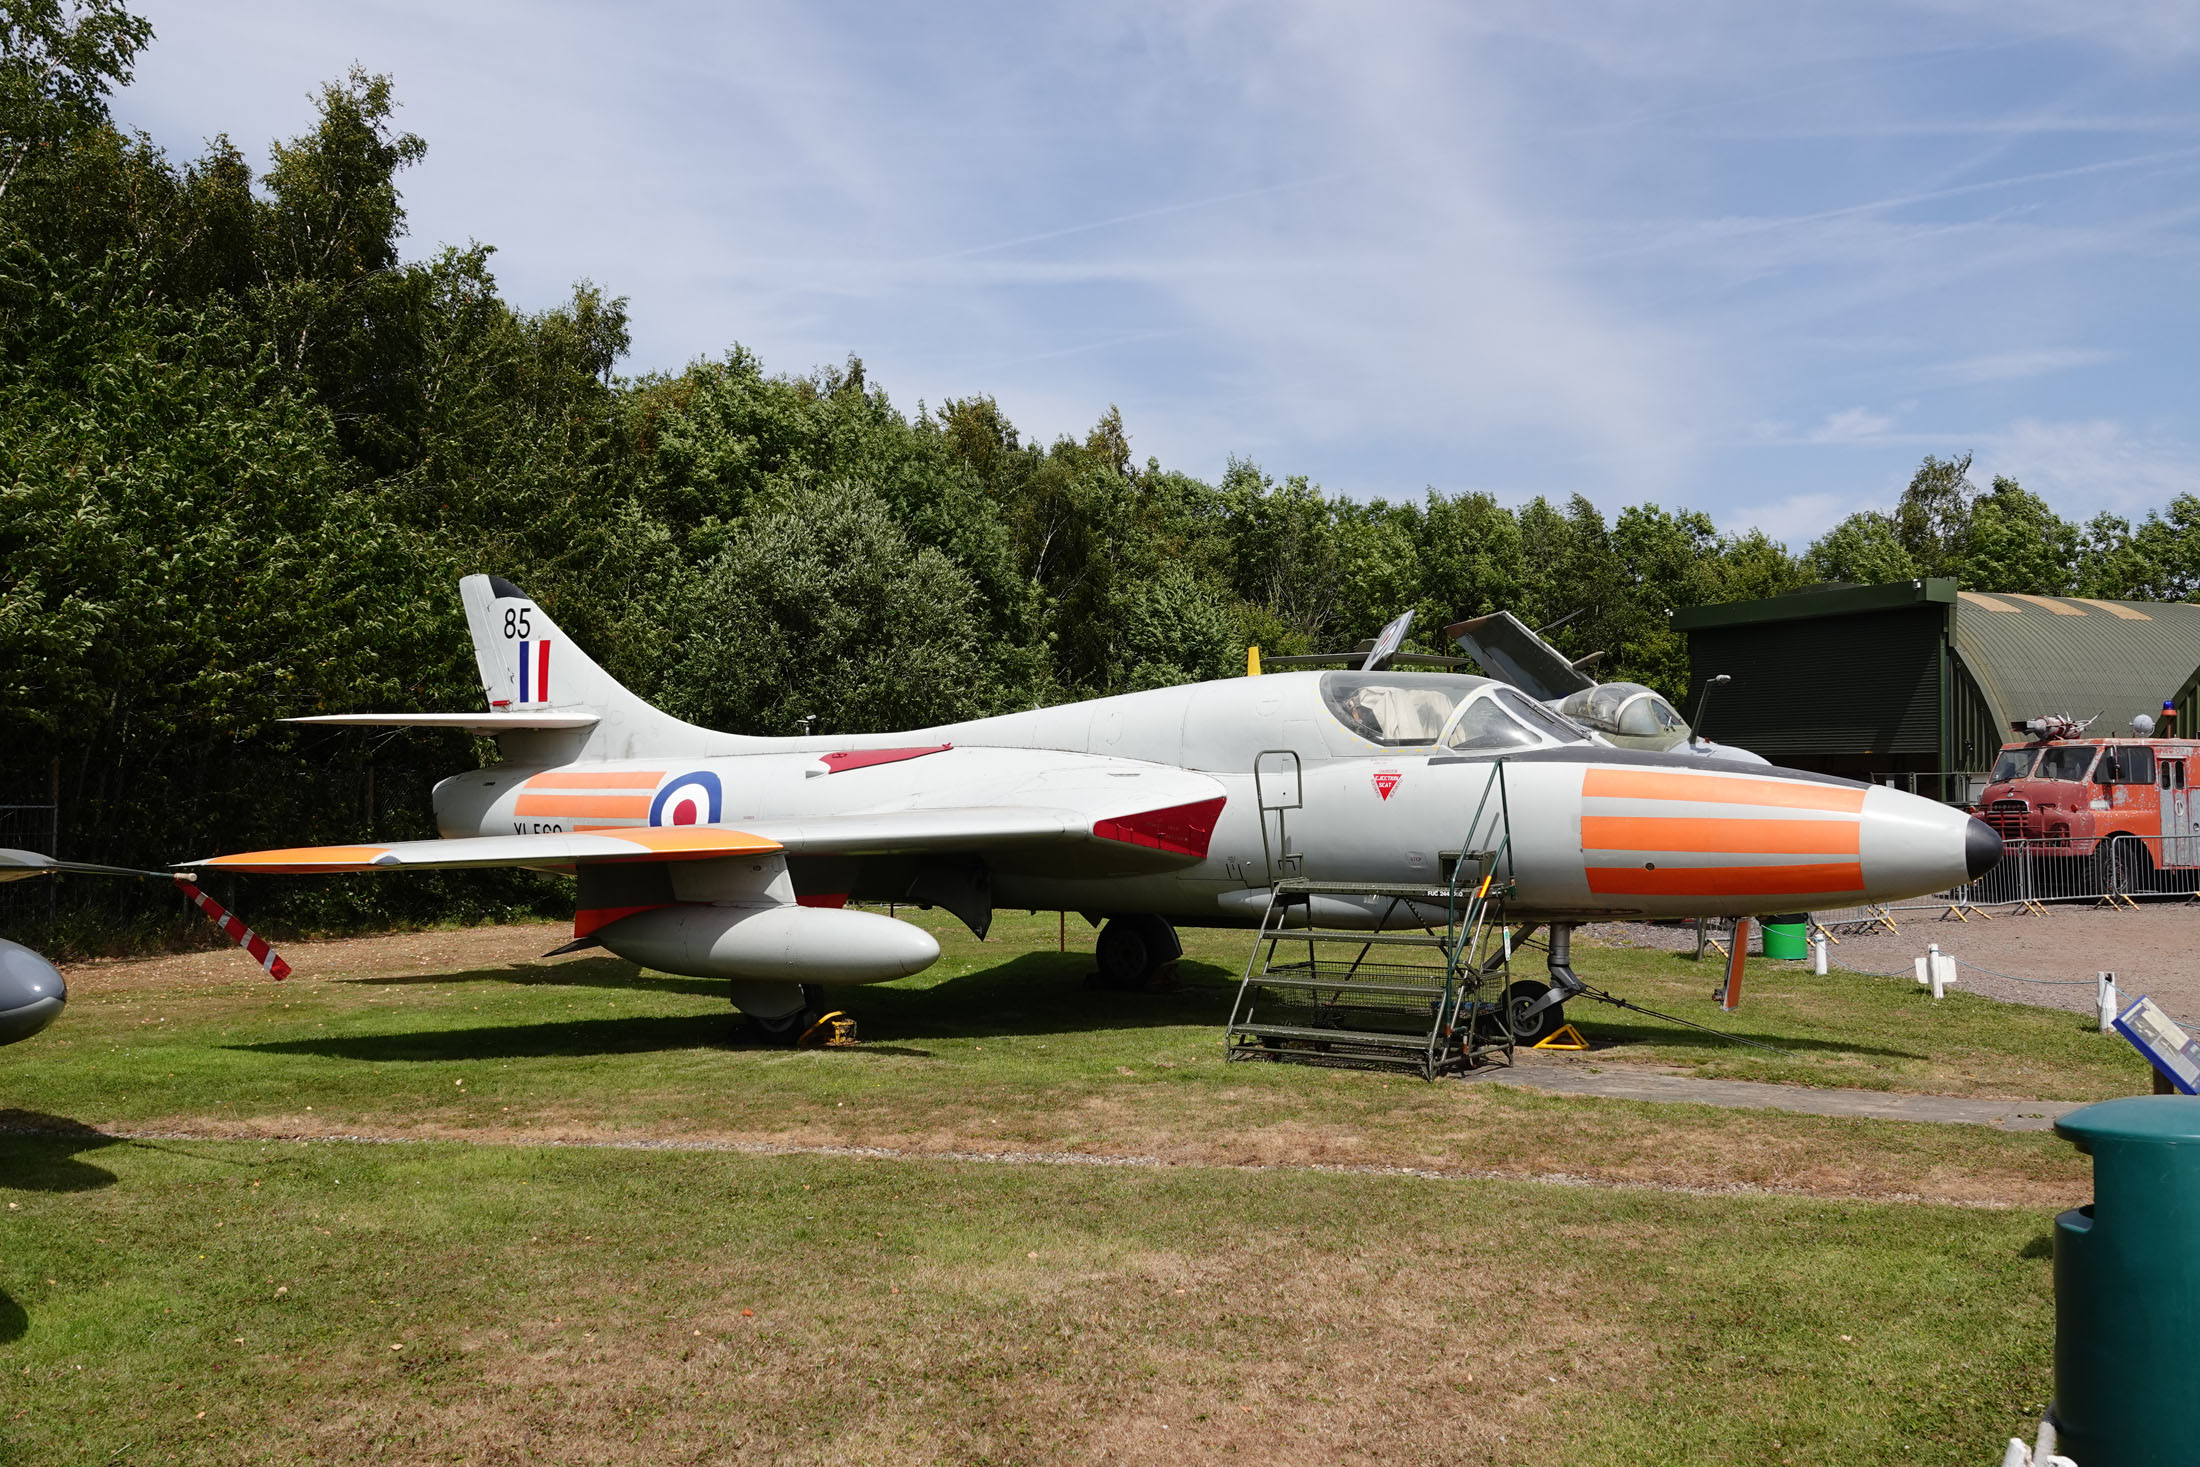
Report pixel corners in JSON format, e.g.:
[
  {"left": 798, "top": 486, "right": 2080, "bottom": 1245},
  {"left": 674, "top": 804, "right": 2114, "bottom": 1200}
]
[{"left": 1978, "top": 713, "right": 2200, "bottom": 888}]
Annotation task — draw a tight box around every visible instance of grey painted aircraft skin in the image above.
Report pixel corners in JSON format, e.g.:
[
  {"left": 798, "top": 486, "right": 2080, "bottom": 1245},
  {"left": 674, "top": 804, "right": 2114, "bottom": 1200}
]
[{"left": 184, "top": 576, "right": 2000, "bottom": 1026}]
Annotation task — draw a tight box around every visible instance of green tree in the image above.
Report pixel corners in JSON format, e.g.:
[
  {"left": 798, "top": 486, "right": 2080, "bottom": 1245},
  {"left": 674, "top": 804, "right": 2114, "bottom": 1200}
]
[
  {"left": 1803, "top": 511, "right": 1919, "bottom": 584},
  {"left": 1892, "top": 452, "right": 1977, "bottom": 578},
  {"left": 1964, "top": 476, "right": 2078, "bottom": 594},
  {"left": 657, "top": 479, "right": 987, "bottom": 737}
]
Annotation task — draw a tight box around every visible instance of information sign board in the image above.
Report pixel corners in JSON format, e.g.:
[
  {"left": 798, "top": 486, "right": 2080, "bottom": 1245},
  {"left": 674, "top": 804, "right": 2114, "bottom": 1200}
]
[{"left": 2112, "top": 994, "right": 2200, "bottom": 1094}]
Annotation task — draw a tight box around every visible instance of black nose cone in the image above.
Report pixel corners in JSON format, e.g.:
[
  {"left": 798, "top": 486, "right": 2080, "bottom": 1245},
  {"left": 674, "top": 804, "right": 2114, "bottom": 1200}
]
[{"left": 1965, "top": 819, "right": 2003, "bottom": 881}]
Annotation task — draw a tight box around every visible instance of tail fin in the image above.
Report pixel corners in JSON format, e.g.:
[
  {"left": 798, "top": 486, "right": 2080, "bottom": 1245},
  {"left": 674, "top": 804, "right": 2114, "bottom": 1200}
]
[{"left": 458, "top": 575, "right": 745, "bottom": 760}]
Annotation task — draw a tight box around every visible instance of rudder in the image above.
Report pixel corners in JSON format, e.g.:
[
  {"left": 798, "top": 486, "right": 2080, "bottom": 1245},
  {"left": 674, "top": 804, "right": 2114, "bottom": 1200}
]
[{"left": 457, "top": 574, "right": 737, "bottom": 759}]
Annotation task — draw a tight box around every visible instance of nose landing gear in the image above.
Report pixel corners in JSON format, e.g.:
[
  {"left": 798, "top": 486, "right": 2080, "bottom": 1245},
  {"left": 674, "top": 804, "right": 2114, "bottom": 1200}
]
[{"left": 1505, "top": 922, "right": 1587, "bottom": 1047}]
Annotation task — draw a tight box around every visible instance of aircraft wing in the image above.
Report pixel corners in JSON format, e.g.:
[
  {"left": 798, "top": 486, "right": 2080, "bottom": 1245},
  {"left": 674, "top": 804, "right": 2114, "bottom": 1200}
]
[
  {"left": 1444, "top": 611, "right": 1598, "bottom": 701},
  {"left": 184, "top": 826, "right": 782, "bottom": 874},
  {"left": 183, "top": 793, "right": 1229, "bottom": 876}
]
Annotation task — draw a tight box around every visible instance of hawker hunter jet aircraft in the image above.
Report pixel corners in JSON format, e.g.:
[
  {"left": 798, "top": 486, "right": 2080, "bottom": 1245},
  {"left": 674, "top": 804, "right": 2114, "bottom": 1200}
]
[{"left": 188, "top": 576, "right": 2001, "bottom": 1041}]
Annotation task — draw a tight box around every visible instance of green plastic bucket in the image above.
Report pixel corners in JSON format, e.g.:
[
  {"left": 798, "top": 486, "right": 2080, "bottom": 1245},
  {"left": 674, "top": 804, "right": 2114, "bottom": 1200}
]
[{"left": 1762, "top": 915, "right": 1808, "bottom": 960}]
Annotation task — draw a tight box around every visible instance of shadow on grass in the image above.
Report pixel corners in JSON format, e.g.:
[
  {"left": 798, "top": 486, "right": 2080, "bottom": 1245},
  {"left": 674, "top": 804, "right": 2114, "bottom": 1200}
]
[
  {"left": 0, "top": 1110, "right": 121, "bottom": 1192},
  {"left": 235, "top": 1012, "right": 737, "bottom": 1063},
  {"left": 854, "top": 954, "right": 1242, "bottom": 1040},
  {"left": 335, "top": 955, "right": 723, "bottom": 1000},
  {"left": 1578, "top": 1016, "right": 1926, "bottom": 1061},
  {"left": 0, "top": 1288, "right": 22, "bottom": 1343},
  {"left": 231, "top": 953, "right": 1244, "bottom": 1061}
]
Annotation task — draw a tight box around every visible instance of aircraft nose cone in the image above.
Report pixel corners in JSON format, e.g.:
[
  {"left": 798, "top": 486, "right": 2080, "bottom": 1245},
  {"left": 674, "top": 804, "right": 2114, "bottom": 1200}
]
[{"left": 1965, "top": 818, "right": 2003, "bottom": 881}]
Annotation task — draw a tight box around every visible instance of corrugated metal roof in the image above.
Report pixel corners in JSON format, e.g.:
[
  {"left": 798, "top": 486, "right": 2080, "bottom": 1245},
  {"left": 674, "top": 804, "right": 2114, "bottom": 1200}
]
[{"left": 1955, "top": 592, "right": 2200, "bottom": 736}]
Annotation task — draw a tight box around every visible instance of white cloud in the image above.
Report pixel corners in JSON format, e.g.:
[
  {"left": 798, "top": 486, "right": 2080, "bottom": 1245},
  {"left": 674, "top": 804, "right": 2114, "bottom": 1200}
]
[
  {"left": 1913, "top": 348, "right": 2117, "bottom": 387},
  {"left": 1806, "top": 407, "right": 1901, "bottom": 443},
  {"left": 1974, "top": 418, "right": 2200, "bottom": 516},
  {"left": 1729, "top": 489, "right": 1878, "bottom": 545}
]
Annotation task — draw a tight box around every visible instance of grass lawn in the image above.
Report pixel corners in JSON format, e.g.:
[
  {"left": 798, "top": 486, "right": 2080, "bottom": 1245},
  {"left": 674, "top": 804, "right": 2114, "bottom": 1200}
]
[
  {"left": 0, "top": 905, "right": 2130, "bottom": 1462},
  {"left": 5, "top": 1133, "right": 2058, "bottom": 1466}
]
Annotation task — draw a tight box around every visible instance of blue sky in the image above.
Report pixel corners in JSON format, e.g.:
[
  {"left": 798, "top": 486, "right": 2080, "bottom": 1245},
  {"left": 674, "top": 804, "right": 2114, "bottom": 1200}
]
[{"left": 115, "top": 1, "right": 2200, "bottom": 546}]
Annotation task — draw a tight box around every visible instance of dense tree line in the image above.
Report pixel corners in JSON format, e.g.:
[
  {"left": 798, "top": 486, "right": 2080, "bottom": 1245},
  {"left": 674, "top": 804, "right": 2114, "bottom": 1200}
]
[{"left": 4, "top": 3, "right": 2196, "bottom": 942}]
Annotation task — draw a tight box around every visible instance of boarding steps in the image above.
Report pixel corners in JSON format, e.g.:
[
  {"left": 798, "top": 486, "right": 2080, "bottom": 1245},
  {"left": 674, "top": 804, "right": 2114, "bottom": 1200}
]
[{"left": 1223, "top": 760, "right": 1518, "bottom": 1080}]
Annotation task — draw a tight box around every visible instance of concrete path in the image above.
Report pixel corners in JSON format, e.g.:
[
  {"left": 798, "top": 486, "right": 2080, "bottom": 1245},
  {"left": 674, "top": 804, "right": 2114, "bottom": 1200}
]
[{"left": 1463, "top": 1062, "right": 2082, "bottom": 1130}]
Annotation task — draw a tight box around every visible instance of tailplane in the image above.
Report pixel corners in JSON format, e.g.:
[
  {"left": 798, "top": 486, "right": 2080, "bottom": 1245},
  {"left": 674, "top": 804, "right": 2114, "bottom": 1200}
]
[{"left": 458, "top": 575, "right": 741, "bottom": 760}]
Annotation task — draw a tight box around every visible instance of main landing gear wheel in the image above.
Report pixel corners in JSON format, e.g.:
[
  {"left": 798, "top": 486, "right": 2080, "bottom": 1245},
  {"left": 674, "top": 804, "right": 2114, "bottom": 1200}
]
[
  {"left": 746, "top": 983, "right": 830, "bottom": 1046},
  {"left": 1090, "top": 915, "right": 1182, "bottom": 991},
  {"left": 1505, "top": 979, "right": 1566, "bottom": 1048}
]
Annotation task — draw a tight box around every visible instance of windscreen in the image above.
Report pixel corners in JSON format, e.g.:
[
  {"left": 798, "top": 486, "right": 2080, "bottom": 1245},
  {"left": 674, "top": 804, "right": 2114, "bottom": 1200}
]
[
  {"left": 2037, "top": 746, "right": 2097, "bottom": 782},
  {"left": 1441, "top": 695, "right": 1544, "bottom": 752},
  {"left": 1490, "top": 686, "right": 1590, "bottom": 744},
  {"left": 1321, "top": 673, "right": 1478, "bottom": 747},
  {"left": 1990, "top": 747, "right": 2040, "bottom": 782}
]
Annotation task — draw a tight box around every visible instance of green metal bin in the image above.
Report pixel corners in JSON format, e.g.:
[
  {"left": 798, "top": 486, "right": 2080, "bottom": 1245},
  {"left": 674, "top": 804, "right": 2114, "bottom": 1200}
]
[{"left": 2052, "top": 1095, "right": 2200, "bottom": 1464}]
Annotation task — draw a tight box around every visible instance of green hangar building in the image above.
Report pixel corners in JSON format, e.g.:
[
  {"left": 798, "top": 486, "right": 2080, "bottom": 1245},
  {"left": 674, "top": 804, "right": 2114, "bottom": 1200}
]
[{"left": 1672, "top": 580, "right": 2200, "bottom": 802}]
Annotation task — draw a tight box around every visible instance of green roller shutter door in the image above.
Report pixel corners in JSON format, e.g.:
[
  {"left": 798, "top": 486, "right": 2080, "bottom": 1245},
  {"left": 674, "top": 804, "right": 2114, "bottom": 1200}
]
[{"left": 1687, "top": 608, "right": 1943, "bottom": 759}]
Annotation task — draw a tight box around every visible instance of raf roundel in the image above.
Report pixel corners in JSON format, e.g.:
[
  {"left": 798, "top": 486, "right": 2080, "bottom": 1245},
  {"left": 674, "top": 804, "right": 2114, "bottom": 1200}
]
[{"left": 649, "top": 771, "right": 724, "bottom": 827}]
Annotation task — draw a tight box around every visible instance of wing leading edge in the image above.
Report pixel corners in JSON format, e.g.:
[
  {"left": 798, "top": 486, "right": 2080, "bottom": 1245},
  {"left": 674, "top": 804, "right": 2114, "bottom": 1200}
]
[{"left": 183, "top": 796, "right": 1230, "bottom": 875}]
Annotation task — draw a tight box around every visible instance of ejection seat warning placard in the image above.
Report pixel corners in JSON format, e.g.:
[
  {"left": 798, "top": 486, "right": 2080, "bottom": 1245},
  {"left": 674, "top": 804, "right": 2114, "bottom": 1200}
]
[{"left": 2113, "top": 995, "right": 2200, "bottom": 1095}]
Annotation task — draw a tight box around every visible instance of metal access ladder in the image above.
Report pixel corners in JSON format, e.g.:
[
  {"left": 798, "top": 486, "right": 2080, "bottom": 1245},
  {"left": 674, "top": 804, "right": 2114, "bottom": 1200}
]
[{"left": 1223, "top": 760, "right": 1518, "bottom": 1080}]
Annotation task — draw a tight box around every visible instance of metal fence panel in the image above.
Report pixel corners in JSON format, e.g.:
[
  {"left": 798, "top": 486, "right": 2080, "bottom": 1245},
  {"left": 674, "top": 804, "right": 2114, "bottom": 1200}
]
[{"left": 0, "top": 802, "right": 59, "bottom": 921}]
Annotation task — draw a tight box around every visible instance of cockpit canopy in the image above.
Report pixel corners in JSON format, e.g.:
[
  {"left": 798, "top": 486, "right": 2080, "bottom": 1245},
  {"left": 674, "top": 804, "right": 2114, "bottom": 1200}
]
[
  {"left": 1320, "top": 672, "right": 1590, "bottom": 752},
  {"left": 1556, "top": 682, "right": 1689, "bottom": 750}
]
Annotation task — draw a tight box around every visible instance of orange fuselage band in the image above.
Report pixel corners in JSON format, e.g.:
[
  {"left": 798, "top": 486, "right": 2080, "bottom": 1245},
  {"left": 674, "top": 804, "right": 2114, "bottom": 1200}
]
[
  {"left": 1582, "top": 769, "right": 1867, "bottom": 814},
  {"left": 1580, "top": 816, "right": 1861, "bottom": 856}
]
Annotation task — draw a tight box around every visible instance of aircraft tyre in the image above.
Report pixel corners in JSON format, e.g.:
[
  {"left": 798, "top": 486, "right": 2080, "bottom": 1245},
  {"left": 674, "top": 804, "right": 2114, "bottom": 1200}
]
[
  {"left": 1504, "top": 979, "right": 1565, "bottom": 1048},
  {"left": 737, "top": 981, "right": 826, "bottom": 1046},
  {"left": 1090, "top": 915, "right": 1182, "bottom": 991}
]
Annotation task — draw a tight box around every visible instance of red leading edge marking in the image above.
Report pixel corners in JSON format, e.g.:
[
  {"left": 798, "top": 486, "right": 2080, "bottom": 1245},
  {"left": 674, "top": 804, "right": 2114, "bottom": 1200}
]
[
  {"left": 173, "top": 876, "right": 292, "bottom": 979},
  {"left": 818, "top": 744, "right": 953, "bottom": 773},
  {"left": 1093, "top": 797, "right": 1227, "bottom": 858}
]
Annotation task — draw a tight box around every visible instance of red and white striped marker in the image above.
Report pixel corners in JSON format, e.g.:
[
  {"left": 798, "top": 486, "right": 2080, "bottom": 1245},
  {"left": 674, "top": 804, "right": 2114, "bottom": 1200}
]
[{"left": 174, "top": 876, "right": 292, "bottom": 979}]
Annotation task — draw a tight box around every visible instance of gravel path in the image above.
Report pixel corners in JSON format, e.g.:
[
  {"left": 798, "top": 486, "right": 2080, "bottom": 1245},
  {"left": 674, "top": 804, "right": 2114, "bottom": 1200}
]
[
  {"left": 1587, "top": 905, "right": 2200, "bottom": 1022},
  {"left": 1471, "top": 1059, "right": 2079, "bottom": 1130}
]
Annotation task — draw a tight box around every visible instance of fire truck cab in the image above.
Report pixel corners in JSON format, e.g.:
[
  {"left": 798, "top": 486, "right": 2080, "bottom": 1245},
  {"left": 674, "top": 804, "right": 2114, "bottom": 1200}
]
[{"left": 1979, "top": 719, "right": 2200, "bottom": 885}]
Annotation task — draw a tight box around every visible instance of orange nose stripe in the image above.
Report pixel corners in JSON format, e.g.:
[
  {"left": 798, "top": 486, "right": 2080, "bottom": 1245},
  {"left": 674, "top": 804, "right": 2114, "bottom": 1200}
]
[
  {"left": 513, "top": 794, "right": 653, "bottom": 818},
  {"left": 523, "top": 771, "right": 665, "bottom": 790},
  {"left": 1581, "top": 816, "right": 1861, "bottom": 856},
  {"left": 1586, "top": 862, "right": 1865, "bottom": 897},
  {"left": 1583, "top": 769, "right": 1867, "bottom": 814}
]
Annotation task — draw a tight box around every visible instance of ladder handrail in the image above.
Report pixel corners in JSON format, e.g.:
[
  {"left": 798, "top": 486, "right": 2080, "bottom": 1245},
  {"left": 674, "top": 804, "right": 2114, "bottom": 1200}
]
[{"left": 1225, "top": 754, "right": 1517, "bottom": 1079}]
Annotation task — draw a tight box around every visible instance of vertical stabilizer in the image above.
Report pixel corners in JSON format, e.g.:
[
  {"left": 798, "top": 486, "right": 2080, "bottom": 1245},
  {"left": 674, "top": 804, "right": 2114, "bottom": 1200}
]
[{"left": 457, "top": 575, "right": 748, "bottom": 761}]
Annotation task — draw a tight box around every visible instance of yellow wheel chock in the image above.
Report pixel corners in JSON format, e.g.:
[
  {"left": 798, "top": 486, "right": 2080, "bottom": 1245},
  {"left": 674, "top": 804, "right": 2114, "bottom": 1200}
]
[
  {"left": 798, "top": 1011, "right": 859, "bottom": 1048},
  {"left": 1532, "top": 1023, "right": 1590, "bottom": 1051}
]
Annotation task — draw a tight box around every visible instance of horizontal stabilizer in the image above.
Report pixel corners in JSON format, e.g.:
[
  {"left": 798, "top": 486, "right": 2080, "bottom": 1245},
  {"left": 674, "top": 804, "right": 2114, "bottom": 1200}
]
[
  {"left": 286, "top": 712, "right": 601, "bottom": 732},
  {"left": 184, "top": 827, "right": 781, "bottom": 874},
  {"left": 0, "top": 848, "right": 171, "bottom": 883}
]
